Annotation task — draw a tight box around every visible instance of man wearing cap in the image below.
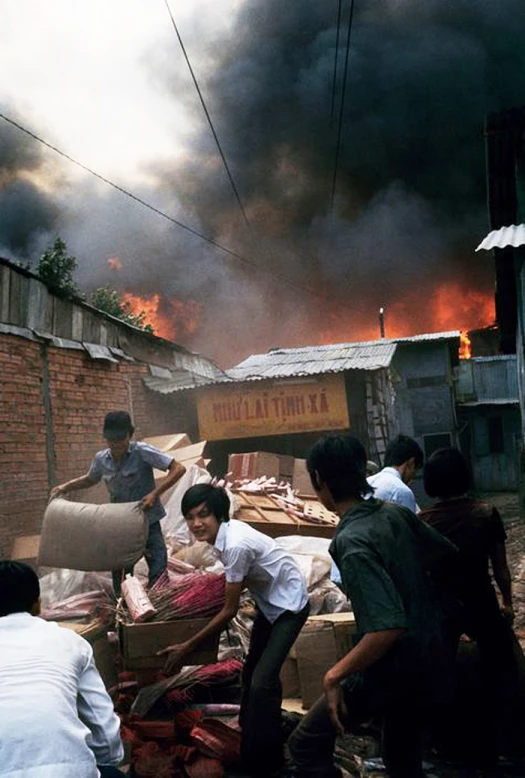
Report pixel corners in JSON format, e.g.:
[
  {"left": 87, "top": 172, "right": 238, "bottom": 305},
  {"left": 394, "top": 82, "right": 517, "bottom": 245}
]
[{"left": 50, "top": 411, "right": 186, "bottom": 592}]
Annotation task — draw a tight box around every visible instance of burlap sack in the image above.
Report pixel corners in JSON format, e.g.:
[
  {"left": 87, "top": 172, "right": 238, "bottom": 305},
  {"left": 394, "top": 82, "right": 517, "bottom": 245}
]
[{"left": 38, "top": 498, "right": 148, "bottom": 571}]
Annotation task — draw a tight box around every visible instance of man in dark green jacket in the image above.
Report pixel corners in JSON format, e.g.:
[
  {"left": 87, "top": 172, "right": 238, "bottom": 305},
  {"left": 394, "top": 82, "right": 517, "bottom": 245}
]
[{"left": 288, "top": 434, "right": 456, "bottom": 778}]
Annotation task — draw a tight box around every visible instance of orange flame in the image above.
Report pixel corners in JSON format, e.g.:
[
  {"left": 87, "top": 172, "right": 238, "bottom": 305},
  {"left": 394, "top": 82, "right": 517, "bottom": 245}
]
[
  {"left": 107, "top": 256, "right": 123, "bottom": 271},
  {"left": 121, "top": 292, "right": 202, "bottom": 342},
  {"left": 459, "top": 330, "right": 472, "bottom": 359},
  {"left": 317, "top": 282, "right": 495, "bottom": 351}
]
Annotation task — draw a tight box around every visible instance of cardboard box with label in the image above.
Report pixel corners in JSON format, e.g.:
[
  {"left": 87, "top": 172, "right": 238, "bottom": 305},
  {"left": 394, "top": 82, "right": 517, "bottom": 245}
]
[
  {"left": 118, "top": 616, "right": 219, "bottom": 670},
  {"left": 228, "top": 451, "right": 294, "bottom": 482},
  {"left": 295, "top": 613, "right": 357, "bottom": 708}
]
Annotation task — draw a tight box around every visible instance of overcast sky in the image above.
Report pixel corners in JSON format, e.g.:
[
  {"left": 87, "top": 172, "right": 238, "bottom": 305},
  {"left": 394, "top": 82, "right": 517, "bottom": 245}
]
[{"left": 0, "top": 0, "right": 239, "bottom": 181}]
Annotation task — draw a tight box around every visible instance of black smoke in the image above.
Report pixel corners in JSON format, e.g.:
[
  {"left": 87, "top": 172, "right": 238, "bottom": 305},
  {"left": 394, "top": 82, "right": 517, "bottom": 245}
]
[
  {"left": 145, "top": 0, "right": 525, "bottom": 360},
  {"left": 0, "top": 110, "right": 59, "bottom": 255}
]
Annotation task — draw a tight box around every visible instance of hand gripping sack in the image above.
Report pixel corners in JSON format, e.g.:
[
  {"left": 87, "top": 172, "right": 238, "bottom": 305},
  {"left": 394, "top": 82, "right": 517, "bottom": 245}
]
[{"left": 38, "top": 498, "right": 148, "bottom": 571}]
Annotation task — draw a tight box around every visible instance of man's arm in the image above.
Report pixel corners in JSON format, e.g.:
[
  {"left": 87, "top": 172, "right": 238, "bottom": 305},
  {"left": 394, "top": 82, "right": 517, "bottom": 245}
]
[
  {"left": 159, "top": 581, "right": 243, "bottom": 674},
  {"left": 76, "top": 645, "right": 124, "bottom": 767},
  {"left": 140, "top": 459, "right": 186, "bottom": 510},
  {"left": 490, "top": 541, "right": 513, "bottom": 620},
  {"left": 50, "top": 473, "right": 96, "bottom": 500},
  {"left": 324, "top": 629, "right": 405, "bottom": 732}
]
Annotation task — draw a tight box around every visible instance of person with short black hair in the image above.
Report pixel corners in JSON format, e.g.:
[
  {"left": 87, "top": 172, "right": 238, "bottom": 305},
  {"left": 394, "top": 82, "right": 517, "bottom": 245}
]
[
  {"left": 288, "top": 434, "right": 456, "bottom": 778},
  {"left": 367, "top": 434, "right": 424, "bottom": 513},
  {"left": 421, "top": 447, "right": 517, "bottom": 765},
  {"left": 161, "top": 483, "right": 309, "bottom": 777},
  {"left": 50, "top": 410, "right": 186, "bottom": 593},
  {"left": 0, "top": 561, "right": 125, "bottom": 778}
]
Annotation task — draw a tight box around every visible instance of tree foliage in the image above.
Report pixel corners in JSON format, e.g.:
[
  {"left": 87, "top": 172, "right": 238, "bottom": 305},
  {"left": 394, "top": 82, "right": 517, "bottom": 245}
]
[
  {"left": 90, "top": 285, "right": 155, "bottom": 333},
  {"left": 36, "top": 237, "right": 82, "bottom": 298},
  {"left": 36, "top": 238, "right": 154, "bottom": 333}
]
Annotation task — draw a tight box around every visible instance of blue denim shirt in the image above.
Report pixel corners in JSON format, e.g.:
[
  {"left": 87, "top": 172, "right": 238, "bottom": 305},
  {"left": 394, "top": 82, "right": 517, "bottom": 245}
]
[{"left": 88, "top": 441, "right": 173, "bottom": 524}]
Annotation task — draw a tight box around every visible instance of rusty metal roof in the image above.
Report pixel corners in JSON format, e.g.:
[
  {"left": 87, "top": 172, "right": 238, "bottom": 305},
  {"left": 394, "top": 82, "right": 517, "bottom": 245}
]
[{"left": 227, "top": 332, "right": 459, "bottom": 382}]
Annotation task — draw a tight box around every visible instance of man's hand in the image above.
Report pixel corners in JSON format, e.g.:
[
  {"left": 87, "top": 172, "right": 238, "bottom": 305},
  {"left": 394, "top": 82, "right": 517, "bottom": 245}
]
[
  {"left": 139, "top": 491, "right": 158, "bottom": 511},
  {"left": 501, "top": 604, "right": 515, "bottom": 623},
  {"left": 49, "top": 484, "right": 67, "bottom": 500},
  {"left": 157, "top": 642, "right": 191, "bottom": 675},
  {"left": 323, "top": 672, "right": 347, "bottom": 736}
]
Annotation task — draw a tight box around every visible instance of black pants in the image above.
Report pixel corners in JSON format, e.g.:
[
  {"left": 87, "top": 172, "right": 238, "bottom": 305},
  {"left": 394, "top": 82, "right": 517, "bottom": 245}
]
[
  {"left": 288, "top": 680, "right": 425, "bottom": 778},
  {"left": 240, "top": 602, "right": 310, "bottom": 774}
]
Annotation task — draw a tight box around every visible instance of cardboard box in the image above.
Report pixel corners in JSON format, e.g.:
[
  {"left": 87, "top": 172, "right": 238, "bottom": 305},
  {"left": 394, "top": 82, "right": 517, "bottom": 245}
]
[
  {"left": 10, "top": 535, "right": 41, "bottom": 567},
  {"left": 142, "top": 433, "right": 192, "bottom": 453},
  {"left": 228, "top": 452, "right": 294, "bottom": 482},
  {"left": 118, "top": 617, "right": 219, "bottom": 670},
  {"left": 293, "top": 458, "right": 316, "bottom": 496},
  {"left": 295, "top": 613, "right": 357, "bottom": 708}
]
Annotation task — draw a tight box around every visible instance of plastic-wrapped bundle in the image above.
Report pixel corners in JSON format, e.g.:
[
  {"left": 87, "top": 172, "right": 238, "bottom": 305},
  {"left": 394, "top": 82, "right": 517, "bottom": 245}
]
[{"left": 121, "top": 575, "right": 157, "bottom": 623}]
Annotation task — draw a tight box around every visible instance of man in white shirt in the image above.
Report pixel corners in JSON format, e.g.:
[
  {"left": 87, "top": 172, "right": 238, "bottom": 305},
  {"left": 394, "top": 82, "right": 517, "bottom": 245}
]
[
  {"left": 367, "top": 434, "right": 424, "bottom": 514},
  {"left": 0, "top": 561, "right": 124, "bottom": 778},
  {"left": 160, "top": 483, "right": 310, "bottom": 777}
]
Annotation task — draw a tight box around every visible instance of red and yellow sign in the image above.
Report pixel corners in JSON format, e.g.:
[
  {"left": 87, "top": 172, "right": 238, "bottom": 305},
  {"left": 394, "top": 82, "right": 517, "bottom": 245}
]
[{"left": 197, "top": 374, "right": 350, "bottom": 441}]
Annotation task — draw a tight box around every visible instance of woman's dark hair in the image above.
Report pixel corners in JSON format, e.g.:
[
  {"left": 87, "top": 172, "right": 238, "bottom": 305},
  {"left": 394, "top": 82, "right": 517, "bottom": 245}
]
[
  {"left": 0, "top": 561, "right": 40, "bottom": 617},
  {"left": 384, "top": 434, "right": 424, "bottom": 469},
  {"left": 307, "top": 435, "right": 373, "bottom": 502},
  {"left": 181, "top": 483, "right": 231, "bottom": 523},
  {"left": 423, "top": 447, "right": 471, "bottom": 499}
]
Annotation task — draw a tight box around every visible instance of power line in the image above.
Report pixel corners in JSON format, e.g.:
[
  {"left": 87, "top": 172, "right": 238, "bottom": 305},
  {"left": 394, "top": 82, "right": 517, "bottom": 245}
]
[
  {"left": 330, "top": 0, "right": 343, "bottom": 125},
  {"left": 331, "top": 0, "right": 355, "bottom": 211},
  {"left": 0, "top": 110, "right": 349, "bottom": 309},
  {"left": 164, "top": 0, "right": 250, "bottom": 228}
]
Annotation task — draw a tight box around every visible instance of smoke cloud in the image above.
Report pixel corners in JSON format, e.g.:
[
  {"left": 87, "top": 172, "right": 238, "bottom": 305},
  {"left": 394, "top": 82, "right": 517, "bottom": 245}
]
[{"left": 2, "top": 1, "right": 525, "bottom": 366}]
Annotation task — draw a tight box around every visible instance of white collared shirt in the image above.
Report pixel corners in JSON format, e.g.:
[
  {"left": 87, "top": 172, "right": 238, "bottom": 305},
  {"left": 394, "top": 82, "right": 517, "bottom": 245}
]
[
  {"left": 0, "top": 612, "right": 124, "bottom": 778},
  {"left": 367, "top": 466, "right": 418, "bottom": 513},
  {"left": 214, "top": 519, "right": 308, "bottom": 623}
]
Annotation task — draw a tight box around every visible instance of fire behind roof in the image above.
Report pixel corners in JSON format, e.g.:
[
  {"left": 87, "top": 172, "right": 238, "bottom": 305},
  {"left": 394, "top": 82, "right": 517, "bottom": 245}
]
[{"left": 2, "top": 1, "right": 524, "bottom": 367}]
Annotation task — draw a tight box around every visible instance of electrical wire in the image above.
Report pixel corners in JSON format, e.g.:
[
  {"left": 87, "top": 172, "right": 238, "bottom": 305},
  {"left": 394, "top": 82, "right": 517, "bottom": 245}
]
[
  {"left": 330, "top": 0, "right": 343, "bottom": 125},
  {"left": 331, "top": 0, "right": 355, "bottom": 211},
  {"left": 0, "top": 110, "right": 347, "bottom": 308},
  {"left": 163, "top": 0, "right": 250, "bottom": 228}
]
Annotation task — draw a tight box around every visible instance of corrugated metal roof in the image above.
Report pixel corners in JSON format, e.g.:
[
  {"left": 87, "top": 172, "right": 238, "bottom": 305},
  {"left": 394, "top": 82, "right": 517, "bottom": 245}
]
[
  {"left": 476, "top": 224, "right": 525, "bottom": 251},
  {"left": 143, "top": 369, "right": 232, "bottom": 394},
  {"left": 227, "top": 331, "right": 459, "bottom": 382},
  {"left": 227, "top": 342, "right": 397, "bottom": 381}
]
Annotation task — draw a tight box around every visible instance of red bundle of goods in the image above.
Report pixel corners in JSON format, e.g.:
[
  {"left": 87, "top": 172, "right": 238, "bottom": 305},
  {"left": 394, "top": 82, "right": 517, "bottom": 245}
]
[
  {"left": 132, "top": 741, "right": 176, "bottom": 778},
  {"left": 148, "top": 572, "right": 225, "bottom": 621},
  {"left": 190, "top": 719, "right": 241, "bottom": 766},
  {"left": 191, "top": 658, "right": 243, "bottom": 686},
  {"left": 184, "top": 755, "right": 225, "bottom": 778},
  {"left": 174, "top": 709, "right": 203, "bottom": 731}
]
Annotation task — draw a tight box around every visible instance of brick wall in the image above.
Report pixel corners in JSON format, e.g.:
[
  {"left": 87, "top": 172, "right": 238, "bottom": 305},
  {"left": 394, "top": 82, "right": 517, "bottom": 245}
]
[{"left": 0, "top": 333, "right": 190, "bottom": 557}]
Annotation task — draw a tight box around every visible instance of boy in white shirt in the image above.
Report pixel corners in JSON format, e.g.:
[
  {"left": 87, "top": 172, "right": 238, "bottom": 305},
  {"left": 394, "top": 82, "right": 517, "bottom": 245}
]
[{"left": 161, "top": 483, "right": 309, "bottom": 777}]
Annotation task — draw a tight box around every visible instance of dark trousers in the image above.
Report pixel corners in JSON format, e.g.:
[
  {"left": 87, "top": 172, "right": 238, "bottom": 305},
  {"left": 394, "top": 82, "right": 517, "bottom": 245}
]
[
  {"left": 112, "top": 520, "right": 167, "bottom": 595},
  {"left": 288, "top": 683, "right": 425, "bottom": 778},
  {"left": 240, "top": 602, "right": 310, "bottom": 774}
]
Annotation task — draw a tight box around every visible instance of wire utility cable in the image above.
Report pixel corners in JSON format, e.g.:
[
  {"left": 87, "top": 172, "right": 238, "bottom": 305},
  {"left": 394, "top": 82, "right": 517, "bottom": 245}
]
[
  {"left": 0, "top": 111, "right": 350, "bottom": 308},
  {"left": 331, "top": 0, "right": 355, "bottom": 211},
  {"left": 163, "top": 0, "right": 250, "bottom": 228},
  {"left": 330, "top": 0, "right": 343, "bottom": 124}
]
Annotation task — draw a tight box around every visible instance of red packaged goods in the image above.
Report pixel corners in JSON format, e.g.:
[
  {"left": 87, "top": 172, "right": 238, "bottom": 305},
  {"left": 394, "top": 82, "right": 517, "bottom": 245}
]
[
  {"left": 121, "top": 576, "right": 157, "bottom": 623},
  {"left": 190, "top": 719, "right": 241, "bottom": 765},
  {"left": 148, "top": 572, "right": 225, "bottom": 621},
  {"left": 185, "top": 756, "right": 225, "bottom": 778}
]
